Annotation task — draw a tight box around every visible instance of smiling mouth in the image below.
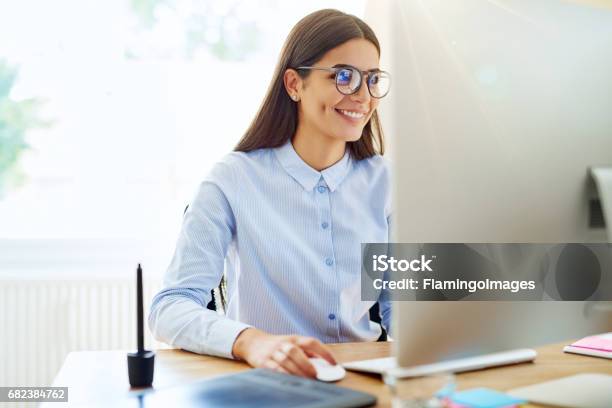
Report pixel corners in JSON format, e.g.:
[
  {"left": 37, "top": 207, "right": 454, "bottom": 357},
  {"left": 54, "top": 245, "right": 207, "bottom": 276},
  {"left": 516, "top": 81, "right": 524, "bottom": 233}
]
[{"left": 335, "top": 109, "right": 366, "bottom": 120}]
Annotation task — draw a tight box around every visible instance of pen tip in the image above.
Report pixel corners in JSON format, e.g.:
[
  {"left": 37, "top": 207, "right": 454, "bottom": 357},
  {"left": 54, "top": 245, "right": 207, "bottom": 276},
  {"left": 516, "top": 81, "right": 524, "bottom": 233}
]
[{"left": 137, "top": 263, "right": 142, "bottom": 271}]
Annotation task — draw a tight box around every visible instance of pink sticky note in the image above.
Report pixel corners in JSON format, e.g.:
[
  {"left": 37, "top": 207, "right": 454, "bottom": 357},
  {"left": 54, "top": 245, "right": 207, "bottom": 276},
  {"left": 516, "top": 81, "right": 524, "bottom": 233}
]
[{"left": 572, "top": 336, "right": 612, "bottom": 352}]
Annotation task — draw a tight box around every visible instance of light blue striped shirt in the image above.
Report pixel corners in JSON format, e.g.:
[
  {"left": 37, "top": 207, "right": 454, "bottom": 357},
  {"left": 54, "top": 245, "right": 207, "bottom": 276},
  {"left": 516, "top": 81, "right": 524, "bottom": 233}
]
[{"left": 149, "top": 140, "right": 392, "bottom": 358}]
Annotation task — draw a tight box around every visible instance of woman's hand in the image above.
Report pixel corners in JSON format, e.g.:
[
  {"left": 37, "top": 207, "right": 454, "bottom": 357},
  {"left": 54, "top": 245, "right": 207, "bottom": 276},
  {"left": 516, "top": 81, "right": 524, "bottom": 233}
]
[{"left": 231, "top": 328, "right": 337, "bottom": 378}]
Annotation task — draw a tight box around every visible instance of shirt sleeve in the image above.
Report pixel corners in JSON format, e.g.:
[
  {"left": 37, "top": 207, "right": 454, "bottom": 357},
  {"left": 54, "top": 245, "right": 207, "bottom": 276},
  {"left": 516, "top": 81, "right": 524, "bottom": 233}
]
[{"left": 148, "top": 178, "right": 251, "bottom": 359}]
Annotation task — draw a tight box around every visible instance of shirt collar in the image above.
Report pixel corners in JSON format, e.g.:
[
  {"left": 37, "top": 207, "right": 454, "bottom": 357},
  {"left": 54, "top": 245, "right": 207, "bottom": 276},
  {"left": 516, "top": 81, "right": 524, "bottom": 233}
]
[{"left": 274, "top": 140, "right": 351, "bottom": 192}]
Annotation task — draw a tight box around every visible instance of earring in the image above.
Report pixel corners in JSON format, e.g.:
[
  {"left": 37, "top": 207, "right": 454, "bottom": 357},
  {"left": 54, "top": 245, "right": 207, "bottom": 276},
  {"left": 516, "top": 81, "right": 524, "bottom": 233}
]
[{"left": 292, "top": 94, "right": 299, "bottom": 101}]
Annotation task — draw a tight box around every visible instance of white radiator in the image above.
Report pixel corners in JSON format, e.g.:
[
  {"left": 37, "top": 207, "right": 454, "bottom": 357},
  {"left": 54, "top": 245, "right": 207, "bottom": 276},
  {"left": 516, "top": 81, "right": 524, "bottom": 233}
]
[{"left": 0, "top": 278, "right": 166, "bottom": 392}]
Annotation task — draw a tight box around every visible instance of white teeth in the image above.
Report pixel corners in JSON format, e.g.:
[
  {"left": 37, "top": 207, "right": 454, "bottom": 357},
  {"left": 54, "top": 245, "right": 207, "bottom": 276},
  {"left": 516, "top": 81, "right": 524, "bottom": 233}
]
[{"left": 338, "top": 109, "right": 365, "bottom": 119}]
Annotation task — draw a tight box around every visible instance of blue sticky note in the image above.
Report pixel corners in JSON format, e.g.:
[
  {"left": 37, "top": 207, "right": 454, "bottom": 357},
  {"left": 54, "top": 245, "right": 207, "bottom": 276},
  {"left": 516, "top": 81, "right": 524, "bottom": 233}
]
[{"left": 451, "top": 388, "right": 526, "bottom": 408}]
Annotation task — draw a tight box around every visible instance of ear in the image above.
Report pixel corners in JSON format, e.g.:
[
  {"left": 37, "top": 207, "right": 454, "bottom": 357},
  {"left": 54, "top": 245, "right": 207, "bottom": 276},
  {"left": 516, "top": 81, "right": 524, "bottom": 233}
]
[{"left": 283, "top": 68, "right": 302, "bottom": 102}]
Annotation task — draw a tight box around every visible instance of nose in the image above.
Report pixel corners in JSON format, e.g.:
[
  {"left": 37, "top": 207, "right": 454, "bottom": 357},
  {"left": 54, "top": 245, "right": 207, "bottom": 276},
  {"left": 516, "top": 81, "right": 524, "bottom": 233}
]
[{"left": 350, "top": 77, "right": 371, "bottom": 105}]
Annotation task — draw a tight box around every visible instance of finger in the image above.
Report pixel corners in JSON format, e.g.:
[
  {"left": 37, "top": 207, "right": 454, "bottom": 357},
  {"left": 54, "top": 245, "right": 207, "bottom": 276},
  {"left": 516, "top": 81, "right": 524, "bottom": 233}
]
[
  {"left": 263, "top": 359, "right": 289, "bottom": 375},
  {"left": 281, "top": 342, "right": 317, "bottom": 378},
  {"left": 272, "top": 350, "right": 310, "bottom": 378},
  {"left": 296, "top": 337, "right": 337, "bottom": 365}
]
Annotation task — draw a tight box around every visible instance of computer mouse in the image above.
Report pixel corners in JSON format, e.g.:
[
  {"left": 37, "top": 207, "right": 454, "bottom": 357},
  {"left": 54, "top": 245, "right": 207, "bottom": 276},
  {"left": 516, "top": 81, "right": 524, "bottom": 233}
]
[{"left": 309, "top": 357, "right": 346, "bottom": 382}]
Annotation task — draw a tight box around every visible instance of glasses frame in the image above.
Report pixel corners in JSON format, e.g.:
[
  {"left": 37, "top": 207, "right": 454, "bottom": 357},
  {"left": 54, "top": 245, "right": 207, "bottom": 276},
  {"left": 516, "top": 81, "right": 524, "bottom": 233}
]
[{"left": 296, "top": 65, "right": 391, "bottom": 99}]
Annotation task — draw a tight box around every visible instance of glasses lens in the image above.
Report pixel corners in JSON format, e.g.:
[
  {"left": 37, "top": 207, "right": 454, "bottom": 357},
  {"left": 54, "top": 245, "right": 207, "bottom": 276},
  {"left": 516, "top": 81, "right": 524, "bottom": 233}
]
[
  {"left": 336, "top": 68, "right": 361, "bottom": 95},
  {"left": 368, "top": 71, "right": 390, "bottom": 98}
]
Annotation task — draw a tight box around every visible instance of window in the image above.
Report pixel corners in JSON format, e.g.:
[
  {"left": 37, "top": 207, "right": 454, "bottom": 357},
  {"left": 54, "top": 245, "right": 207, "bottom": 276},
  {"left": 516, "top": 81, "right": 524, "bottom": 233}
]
[{"left": 0, "top": 0, "right": 366, "bottom": 276}]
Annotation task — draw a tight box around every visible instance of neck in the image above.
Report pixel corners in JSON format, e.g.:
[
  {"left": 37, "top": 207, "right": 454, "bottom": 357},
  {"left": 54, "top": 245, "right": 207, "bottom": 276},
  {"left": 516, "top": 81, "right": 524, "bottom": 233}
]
[{"left": 292, "top": 125, "right": 346, "bottom": 172}]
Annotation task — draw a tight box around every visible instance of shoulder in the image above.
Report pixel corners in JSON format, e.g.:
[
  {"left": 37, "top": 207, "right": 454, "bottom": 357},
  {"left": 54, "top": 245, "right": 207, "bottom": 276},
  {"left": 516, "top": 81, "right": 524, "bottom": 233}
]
[
  {"left": 203, "top": 148, "right": 275, "bottom": 187},
  {"left": 351, "top": 154, "right": 393, "bottom": 217},
  {"left": 352, "top": 154, "right": 392, "bottom": 182}
]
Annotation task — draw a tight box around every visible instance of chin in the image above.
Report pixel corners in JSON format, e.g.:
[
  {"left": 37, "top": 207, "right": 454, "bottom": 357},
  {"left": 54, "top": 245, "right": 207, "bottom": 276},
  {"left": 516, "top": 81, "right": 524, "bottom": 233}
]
[
  {"left": 346, "top": 133, "right": 363, "bottom": 142},
  {"left": 341, "top": 129, "right": 364, "bottom": 142},
  {"left": 328, "top": 127, "right": 362, "bottom": 142}
]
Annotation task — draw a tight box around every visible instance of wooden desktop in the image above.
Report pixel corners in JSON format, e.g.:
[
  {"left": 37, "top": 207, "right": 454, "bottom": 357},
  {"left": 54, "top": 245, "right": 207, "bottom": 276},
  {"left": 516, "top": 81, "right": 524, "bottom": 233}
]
[{"left": 48, "top": 340, "right": 611, "bottom": 407}]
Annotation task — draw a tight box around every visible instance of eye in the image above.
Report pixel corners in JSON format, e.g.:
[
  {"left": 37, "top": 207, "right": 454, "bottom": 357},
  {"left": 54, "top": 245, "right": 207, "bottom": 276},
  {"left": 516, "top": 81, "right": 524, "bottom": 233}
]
[{"left": 336, "top": 69, "right": 353, "bottom": 85}]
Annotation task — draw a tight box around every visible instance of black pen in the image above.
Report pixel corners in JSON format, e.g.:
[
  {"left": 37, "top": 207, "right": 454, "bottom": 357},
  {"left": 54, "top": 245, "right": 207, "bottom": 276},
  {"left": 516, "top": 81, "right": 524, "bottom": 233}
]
[{"left": 127, "top": 263, "right": 155, "bottom": 387}]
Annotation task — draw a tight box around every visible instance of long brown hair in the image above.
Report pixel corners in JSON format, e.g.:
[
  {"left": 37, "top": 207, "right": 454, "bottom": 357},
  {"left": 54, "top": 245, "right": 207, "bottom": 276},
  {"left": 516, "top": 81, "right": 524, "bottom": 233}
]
[{"left": 234, "top": 9, "right": 385, "bottom": 160}]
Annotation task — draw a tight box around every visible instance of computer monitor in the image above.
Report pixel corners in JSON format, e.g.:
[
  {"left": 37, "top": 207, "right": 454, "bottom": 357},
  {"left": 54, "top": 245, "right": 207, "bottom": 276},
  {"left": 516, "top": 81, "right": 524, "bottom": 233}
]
[{"left": 368, "top": 0, "right": 612, "bottom": 372}]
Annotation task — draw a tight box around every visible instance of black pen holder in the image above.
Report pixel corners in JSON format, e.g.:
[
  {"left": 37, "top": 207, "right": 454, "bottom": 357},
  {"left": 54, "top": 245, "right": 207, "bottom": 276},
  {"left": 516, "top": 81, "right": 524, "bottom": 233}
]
[{"left": 127, "top": 350, "right": 155, "bottom": 387}]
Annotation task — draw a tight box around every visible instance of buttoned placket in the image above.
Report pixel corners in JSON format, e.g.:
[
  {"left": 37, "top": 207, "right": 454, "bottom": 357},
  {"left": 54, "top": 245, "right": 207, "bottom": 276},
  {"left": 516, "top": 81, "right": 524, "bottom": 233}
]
[{"left": 314, "top": 176, "right": 340, "bottom": 339}]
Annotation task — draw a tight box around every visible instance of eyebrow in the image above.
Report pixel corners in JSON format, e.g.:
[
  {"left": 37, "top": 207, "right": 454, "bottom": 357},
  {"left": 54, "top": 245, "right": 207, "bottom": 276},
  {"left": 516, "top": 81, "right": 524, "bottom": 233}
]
[{"left": 331, "top": 63, "right": 381, "bottom": 72}]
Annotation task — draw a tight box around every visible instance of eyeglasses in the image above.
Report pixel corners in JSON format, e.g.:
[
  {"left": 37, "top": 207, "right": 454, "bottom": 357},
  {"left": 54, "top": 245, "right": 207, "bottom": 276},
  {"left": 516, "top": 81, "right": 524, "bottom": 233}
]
[{"left": 296, "top": 64, "right": 391, "bottom": 98}]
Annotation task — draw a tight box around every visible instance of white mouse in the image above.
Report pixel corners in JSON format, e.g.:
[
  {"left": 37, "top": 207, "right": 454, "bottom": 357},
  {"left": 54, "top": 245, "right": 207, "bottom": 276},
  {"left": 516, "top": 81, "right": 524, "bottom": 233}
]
[{"left": 309, "top": 357, "right": 346, "bottom": 382}]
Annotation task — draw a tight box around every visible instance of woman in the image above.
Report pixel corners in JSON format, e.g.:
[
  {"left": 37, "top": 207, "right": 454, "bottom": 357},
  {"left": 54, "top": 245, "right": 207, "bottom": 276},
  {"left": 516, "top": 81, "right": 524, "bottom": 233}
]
[{"left": 149, "top": 9, "right": 392, "bottom": 379}]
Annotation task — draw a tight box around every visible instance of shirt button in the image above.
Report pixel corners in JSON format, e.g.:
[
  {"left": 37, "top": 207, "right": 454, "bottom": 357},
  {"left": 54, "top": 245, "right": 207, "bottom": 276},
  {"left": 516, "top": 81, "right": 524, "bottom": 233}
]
[
  {"left": 321, "top": 222, "right": 329, "bottom": 229},
  {"left": 328, "top": 313, "right": 336, "bottom": 320},
  {"left": 317, "top": 185, "right": 327, "bottom": 193},
  {"left": 325, "top": 258, "right": 334, "bottom": 266}
]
